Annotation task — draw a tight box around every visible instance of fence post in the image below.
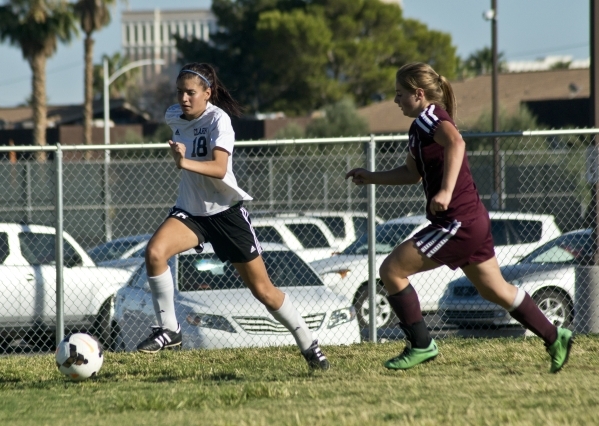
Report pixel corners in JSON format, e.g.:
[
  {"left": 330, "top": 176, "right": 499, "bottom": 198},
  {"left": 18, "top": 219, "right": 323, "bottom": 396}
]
[
  {"left": 367, "top": 134, "right": 377, "bottom": 342},
  {"left": 25, "top": 162, "right": 33, "bottom": 223},
  {"left": 55, "top": 143, "right": 64, "bottom": 346},
  {"left": 104, "top": 145, "right": 112, "bottom": 242},
  {"left": 269, "top": 158, "right": 274, "bottom": 210}
]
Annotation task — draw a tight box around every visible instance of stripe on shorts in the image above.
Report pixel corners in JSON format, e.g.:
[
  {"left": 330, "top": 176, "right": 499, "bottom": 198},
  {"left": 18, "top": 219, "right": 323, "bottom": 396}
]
[
  {"left": 241, "top": 207, "right": 263, "bottom": 254},
  {"left": 415, "top": 220, "right": 462, "bottom": 258}
]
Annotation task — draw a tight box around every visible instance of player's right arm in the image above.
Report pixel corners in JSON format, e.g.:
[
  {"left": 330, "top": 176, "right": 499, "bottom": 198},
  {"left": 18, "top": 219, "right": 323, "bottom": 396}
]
[{"left": 345, "top": 154, "right": 422, "bottom": 186}]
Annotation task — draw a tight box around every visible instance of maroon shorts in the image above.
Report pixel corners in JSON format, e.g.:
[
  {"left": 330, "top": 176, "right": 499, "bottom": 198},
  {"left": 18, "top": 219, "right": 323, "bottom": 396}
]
[{"left": 412, "top": 214, "right": 495, "bottom": 270}]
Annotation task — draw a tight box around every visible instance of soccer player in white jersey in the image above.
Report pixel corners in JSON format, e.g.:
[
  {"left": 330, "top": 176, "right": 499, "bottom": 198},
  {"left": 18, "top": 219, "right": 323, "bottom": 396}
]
[{"left": 136, "top": 63, "right": 329, "bottom": 370}]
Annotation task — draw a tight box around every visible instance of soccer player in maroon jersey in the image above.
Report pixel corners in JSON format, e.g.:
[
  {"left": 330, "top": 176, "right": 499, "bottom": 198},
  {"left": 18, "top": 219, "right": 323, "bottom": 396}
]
[{"left": 345, "top": 62, "right": 572, "bottom": 373}]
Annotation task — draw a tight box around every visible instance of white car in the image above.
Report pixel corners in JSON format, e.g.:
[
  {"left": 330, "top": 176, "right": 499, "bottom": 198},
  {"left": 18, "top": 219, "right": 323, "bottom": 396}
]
[
  {"left": 250, "top": 217, "right": 345, "bottom": 262},
  {"left": 0, "top": 223, "right": 133, "bottom": 350},
  {"left": 262, "top": 211, "right": 384, "bottom": 251},
  {"left": 112, "top": 243, "right": 361, "bottom": 351},
  {"left": 440, "top": 229, "right": 590, "bottom": 328},
  {"left": 310, "top": 212, "right": 562, "bottom": 328}
]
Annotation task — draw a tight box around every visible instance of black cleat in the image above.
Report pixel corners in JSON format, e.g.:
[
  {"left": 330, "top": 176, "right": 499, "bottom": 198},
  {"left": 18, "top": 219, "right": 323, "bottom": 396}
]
[
  {"left": 302, "top": 340, "right": 330, "bottom": 370},
  {"left": 136, "top": 324, "right": 182, "bottom": 354}
]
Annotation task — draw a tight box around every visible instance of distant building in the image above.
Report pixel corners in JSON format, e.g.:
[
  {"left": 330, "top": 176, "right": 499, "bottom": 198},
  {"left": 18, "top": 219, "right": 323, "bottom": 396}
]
[
  {"left": 121, "top": 8, "right": 216, "bottom": 83},
  {"left": 506, "top": 55, "right": 590, "bottom": 73},
  {"left": 358, "top": 68, "right": 591, "bottom": 133}
]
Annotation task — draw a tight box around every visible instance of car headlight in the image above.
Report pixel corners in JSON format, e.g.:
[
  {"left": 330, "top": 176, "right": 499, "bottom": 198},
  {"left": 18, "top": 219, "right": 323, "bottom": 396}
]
[
  {"left": 328, "top": 306, "right": 356, "bottom": 328},
  {"left": 186, "top": 313, "right": 237, "bottom": 333}
]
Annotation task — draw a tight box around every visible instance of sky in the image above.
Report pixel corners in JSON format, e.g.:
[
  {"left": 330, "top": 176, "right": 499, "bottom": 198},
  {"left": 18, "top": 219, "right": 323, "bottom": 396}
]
[{"left": 0, "top": 0, "right": 591, "bottom": 108}]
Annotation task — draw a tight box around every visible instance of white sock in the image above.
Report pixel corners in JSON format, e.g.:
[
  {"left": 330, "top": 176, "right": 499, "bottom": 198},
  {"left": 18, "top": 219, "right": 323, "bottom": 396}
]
[
  {"left": 268, "top": 294, "right": 314, "bottom": 352},
  {"left": 508, "top": 287, "right": 526, "bottom": 312},
  {"left": 148, "top": 266, "right": 179, "bottom": 331}
]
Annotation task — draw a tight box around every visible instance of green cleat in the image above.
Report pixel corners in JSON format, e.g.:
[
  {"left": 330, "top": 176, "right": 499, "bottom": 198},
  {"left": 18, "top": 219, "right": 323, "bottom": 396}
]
[
  {"left": 546, "top": 327, "right": 573, "bottom": 373},
  {"left": 384, "top": 339, "right": 438, "bottom": 370}
]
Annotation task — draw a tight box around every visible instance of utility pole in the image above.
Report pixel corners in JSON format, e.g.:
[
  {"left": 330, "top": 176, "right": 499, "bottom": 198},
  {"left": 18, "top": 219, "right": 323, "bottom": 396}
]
[
  {"left": 591, "top": 0, "right": 599, "bottom": 264},
  {"left": 485, "top": 0, "right": 502, "bottom": 210}
]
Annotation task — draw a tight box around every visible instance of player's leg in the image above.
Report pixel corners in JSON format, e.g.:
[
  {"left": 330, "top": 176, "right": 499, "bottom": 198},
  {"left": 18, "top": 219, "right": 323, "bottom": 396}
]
[
  {"left": 137, "top": 217, "right": 202, "bottom": 353},
  {"left": 462, "top": 257, "right": 573, "bottom": 373},
  {"left": 380, "top": 239, "right": 441, "bottom": 370},
  {"left": 233, "top": 257, "right": 329, "bottom": 370}
]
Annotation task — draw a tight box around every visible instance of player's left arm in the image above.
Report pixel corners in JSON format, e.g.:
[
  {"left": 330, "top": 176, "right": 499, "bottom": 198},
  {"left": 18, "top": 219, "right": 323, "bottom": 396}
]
[
  {"left": 430, "top": 121, "right": 466, "bottom": 214},
  {"left": 169, "top": 141, "right": 229, "bottom": 179}
]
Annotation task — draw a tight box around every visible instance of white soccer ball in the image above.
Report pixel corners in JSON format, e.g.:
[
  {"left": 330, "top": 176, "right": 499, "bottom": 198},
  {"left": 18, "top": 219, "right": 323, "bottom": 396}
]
[{"left": 55, "top": 333, "right": 104, "bottom": 381}]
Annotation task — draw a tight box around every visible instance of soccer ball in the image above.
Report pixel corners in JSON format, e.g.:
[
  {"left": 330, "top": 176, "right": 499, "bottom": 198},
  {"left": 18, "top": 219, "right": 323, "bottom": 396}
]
[{"left": 55, "top": 333, "right": 104, "bottom": 381}]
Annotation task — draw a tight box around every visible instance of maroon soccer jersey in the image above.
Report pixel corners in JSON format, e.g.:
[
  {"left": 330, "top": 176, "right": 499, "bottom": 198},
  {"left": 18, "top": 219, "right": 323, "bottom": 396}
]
[{"left": 408, "top": 104, "right": 483, "bottom": 222}]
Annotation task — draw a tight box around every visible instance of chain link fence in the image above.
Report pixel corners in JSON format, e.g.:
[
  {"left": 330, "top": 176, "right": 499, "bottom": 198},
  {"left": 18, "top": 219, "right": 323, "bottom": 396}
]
[{"left": 0, "top": 129, "right": 598, "bottom": 354}]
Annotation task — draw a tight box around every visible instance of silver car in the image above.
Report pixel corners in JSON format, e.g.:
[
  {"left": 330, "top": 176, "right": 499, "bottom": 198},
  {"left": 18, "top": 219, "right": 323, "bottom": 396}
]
[
  {"left": 439, "top": 229, "right": 590, "bottom": 328},
  {"left": 112, "top": 243, "right": 361, "bottom": 351}
]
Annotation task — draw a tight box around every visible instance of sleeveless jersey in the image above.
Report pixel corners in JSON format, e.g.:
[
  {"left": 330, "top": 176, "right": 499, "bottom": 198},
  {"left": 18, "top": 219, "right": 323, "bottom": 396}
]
[
  {"left": 408, "top": 104, "right": 483, "bottom": 222},
  {"left": 165, "top": 102, "right": 252, "bottom": 216}
]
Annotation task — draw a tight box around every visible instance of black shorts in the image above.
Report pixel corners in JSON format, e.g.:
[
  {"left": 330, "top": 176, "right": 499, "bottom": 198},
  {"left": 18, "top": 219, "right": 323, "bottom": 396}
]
[{"left": 167, "top": 202, "right": 263, "bottom": 263}]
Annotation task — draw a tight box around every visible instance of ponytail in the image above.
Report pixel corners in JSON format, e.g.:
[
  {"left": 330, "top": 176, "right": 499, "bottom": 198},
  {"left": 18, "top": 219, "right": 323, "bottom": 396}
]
[
  {"left": 396, "top": 63, "right": 457, "bottom": 119},
  {"left": 177, "top": 63, "right": 244, "bottom": 117}
]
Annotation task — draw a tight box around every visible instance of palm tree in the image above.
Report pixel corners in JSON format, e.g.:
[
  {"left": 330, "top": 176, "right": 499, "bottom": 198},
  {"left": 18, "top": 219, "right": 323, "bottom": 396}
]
[
  {"left": 0, "top": 0, "right": 77, "bottom": 162},
  {"left": 73, "top": 0, "right": 117, "bottom": 159},
  {"left": 92, "top": 52, "right": 140, "bottom": 99},
  {"left": 460, "top": 47, "right": 507, "bottom": 77}
]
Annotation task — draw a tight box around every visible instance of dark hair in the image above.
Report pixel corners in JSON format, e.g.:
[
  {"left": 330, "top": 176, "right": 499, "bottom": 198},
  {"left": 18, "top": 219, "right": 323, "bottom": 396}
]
[
  {"left": 177, "top": 63, "right": 243, "bottom": 117},
  {"left": 396, "top": 62, "right": 457, "bottom": 119}
]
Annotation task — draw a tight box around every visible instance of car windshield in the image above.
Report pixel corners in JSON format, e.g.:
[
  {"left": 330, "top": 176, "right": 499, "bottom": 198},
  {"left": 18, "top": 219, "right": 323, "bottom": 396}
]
[
  {"left": 342, "top": 223, "right": 420, "bottom": 255},
  {"left": 177, "top": 250, "right": 323, "bottom": 291},
  {"left": 520, "top": 230, "right": 594, "bottom": 265},
  {"left": 88, "top": 238, "right": 148, "bottom": 263}
]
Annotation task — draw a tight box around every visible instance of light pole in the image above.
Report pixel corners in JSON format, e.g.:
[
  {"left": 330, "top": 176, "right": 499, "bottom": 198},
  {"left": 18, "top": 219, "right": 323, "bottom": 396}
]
[
  {"left": 484, "top": 1, "right": 503, "bottom": 210},
  {"left": 103, "top": 57, "right": 165, "bottom": 146},
  {"left": 102, "top": 57, "right": 165, "bottom": 241}
]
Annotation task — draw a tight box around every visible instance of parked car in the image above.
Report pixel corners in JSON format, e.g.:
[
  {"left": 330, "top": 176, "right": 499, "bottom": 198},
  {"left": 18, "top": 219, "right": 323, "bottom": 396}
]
[
  {"left": 250, "top": 217, "right": 345, "bottom": 262},
  {"left": 310, "top": 212, "right": 562, "bottom": 328},
  {"left": 0, "top": 223, "right": 133, "bottom": 350},
  {"left": 259, "top": 211, "right": 384, "bottom": 251},
  {"left": 87, "top": 234, "right": 152, "bottom": 264},
  {"left": 439, "top": 229, "right": 592, "bottom": 329},
  {"left": 112, "top": 243, "right": 360, "bottom": 351},
  {"left": 96, "top": 240, "right": 149, "bottom": 271}
]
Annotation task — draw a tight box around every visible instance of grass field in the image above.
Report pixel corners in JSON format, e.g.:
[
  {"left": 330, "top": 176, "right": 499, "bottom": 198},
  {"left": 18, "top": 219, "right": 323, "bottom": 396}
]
[{"left": 1, "top": 335, "right": 598, "bottom": 426}]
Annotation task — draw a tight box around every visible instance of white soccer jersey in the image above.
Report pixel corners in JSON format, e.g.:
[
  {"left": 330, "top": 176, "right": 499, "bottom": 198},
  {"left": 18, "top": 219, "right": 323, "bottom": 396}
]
[{"left": 165, "top": 102, "right": 252, "bottom": 216}]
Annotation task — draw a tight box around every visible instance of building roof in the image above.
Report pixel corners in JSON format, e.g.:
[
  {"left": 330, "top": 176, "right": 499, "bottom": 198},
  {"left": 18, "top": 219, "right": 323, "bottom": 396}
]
[
  {"left": 358, "top": 68, "right": 590, "bottom": 133},
  {"left": 0, "top": 99, "right": 150, "bottom": 129}
]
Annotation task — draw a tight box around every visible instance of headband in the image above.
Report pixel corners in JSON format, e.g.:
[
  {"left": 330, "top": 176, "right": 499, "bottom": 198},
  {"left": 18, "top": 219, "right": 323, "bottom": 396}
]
[{"left": 179, "top": 69, "right": 211, "bottom": 87}]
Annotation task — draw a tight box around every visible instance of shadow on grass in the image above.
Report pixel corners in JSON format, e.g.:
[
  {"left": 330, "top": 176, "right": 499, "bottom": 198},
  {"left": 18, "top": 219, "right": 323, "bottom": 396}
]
[{"left": 209, "top": 372, "right": 243, "bottom": 382}]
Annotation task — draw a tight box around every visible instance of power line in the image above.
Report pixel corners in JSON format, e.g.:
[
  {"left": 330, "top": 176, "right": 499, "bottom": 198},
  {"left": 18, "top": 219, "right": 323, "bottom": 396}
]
[
  {"left": 508, "top": 42, "right": 589, "bottom": 59},
  {"left": 0, "top": 61, "right": 83, "bottom": 88}
]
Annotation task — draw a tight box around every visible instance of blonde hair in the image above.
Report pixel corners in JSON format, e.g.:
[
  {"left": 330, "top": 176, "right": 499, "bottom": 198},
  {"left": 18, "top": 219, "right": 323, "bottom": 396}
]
[{"left": 396, "top": 62, "right": 457, "bottom": 119}]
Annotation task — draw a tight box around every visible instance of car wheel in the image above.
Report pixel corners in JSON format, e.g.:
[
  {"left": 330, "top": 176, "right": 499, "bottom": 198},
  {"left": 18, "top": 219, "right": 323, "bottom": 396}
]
[
  {"left": 91, "top": 297, "right": 114, "bottom": 349},
  {"left": 532, "top": 289, "right": 572, "bottom": 328},
  {"left": 354, "top": 283, "right": 396, "bottom": 328}
]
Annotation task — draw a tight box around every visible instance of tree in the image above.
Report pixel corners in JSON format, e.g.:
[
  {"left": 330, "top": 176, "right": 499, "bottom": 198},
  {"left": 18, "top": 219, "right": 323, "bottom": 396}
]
[
  {"left": 0, "top": 0, "right": 77, "bottom": 161},
  {"left": 305, "top": 98, "right": 369, "bottom": 138},
  {"left": 73, "top": 0, "right": 118, "bottom": 158},
  {"left": 92, "top": 52, "right": 140, "bottom": 99},
  {"left": 176, "top": 0, "right": 457, "bottom": 115},
  {"left": 465, "top": 106, "right": 546, "bottom": 151},
  {"left": 460, "top": 46, "right": 507, "bottom": 77}
]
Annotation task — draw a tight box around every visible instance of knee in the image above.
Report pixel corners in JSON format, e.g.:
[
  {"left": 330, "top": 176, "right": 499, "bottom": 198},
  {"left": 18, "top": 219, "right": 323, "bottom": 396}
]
[
  {"left": 379, "top": 257, "right": 407, "bottom": 282},
  {"left": 145, "top": 242, "right": 168, "bottom": 267}
]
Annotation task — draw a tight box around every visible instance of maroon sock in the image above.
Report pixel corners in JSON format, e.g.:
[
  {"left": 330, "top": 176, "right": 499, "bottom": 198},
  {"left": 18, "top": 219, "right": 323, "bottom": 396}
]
[
  {"left": 509, "top": 293, "right": 558, "bottom": 345},
  {"left": 387, "top": 284, "right": 424, "bottom": 325},
  {"left": 387, "top": 284, "right": 431, "bottom": 348}
]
